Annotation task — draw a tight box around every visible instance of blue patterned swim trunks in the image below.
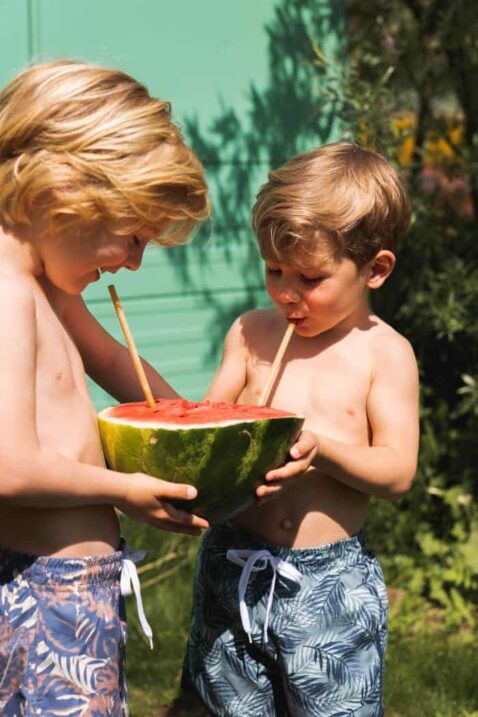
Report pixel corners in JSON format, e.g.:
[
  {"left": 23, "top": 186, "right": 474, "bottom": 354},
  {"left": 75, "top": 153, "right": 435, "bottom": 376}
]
[
  {"left": 0, "top": 544, "right": 130, "bottom": 716},
  {"left": 184, "top": 523, "right": 388, "bottom": 717}
]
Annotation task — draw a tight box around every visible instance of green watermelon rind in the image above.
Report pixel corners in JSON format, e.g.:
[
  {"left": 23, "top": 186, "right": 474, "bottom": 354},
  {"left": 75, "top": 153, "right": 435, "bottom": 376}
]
[{"left": 98, "top": 411, "right": 304, "bottom": 522}]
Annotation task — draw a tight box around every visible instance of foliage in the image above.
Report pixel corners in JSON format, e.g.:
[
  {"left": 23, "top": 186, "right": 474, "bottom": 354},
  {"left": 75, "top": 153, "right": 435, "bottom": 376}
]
[{"left": 320, "top": 0, "right": 478, "bottom": 626}]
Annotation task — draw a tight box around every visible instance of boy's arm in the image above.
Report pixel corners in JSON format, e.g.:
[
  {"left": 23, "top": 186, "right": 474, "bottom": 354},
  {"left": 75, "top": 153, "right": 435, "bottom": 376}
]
[
  {"left": 264, "top": 334, "right": 419, "bottom": 500},
  {"left": 0, "top": 281, "right": 207, "bottom": 534},
  {"left": 204, "top": 316, "right": 248, "bottom": 402},
  {"left": 61, "top": 294, "right": 179, "bottom": 401}
]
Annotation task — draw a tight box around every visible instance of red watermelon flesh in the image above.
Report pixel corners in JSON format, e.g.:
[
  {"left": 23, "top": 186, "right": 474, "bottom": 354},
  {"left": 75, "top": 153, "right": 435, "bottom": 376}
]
[{"left": 107, "top": 398, "right": 296, "bottom": 424}]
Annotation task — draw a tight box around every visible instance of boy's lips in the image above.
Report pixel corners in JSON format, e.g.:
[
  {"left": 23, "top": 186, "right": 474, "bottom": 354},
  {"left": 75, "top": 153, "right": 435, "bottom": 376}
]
[
  {"left": 287, "top": 316, "right": 305, "bottom": 324},
  {"left": 92, "top": 267, "right": 119, "bottom": 282}
]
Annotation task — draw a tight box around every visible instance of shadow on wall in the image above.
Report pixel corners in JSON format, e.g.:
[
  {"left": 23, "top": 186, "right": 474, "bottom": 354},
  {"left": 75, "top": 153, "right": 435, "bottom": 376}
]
[{"left": 167, "top": 0, "right": 346, "bottom": 365}]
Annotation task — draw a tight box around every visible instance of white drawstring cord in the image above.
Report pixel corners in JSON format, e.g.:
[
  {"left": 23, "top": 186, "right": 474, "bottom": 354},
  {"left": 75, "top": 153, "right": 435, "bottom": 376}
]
[
  {"left": 226, "top": 548, "right": 303, "bottom": 643},
  {"left": 120, "top": 547, "right": 153, "bottom": 650}
]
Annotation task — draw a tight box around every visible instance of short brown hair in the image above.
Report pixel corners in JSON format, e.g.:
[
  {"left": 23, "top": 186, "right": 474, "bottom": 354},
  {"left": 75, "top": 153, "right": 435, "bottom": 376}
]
[
  {"left": 0, "top": 60, "right": 210, "bottom": 245},
  {"left": 252, "top": 141, "right": 411, "bottom": 267}
]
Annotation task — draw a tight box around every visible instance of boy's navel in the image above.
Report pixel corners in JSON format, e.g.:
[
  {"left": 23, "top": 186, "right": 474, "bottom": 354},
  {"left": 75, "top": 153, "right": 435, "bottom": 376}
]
[{"left": 280, "top": 517, "right": 294, "bottom": 531}]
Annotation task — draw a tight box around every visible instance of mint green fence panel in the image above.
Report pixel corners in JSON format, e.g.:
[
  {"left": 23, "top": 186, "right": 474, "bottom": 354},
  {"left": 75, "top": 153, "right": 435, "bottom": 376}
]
[
  {"left": 0, "top": 0, "right": 345, "bottom": 408},
  {"left": 0, "top": 1, "right": 29, "bottom": 87}
]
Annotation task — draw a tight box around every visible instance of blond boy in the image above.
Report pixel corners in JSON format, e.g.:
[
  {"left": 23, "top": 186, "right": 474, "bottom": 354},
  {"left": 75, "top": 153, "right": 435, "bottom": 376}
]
[
  {"left": 184, "top": 142, "right": 419, "bottom": 716},
  {"left": 0, "top": 60, "right": 210, "bottom": 716}
]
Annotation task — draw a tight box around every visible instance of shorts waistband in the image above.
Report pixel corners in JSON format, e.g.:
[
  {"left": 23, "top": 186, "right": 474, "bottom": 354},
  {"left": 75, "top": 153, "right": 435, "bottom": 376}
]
[
  {"left": 206, "top": 522, "right": 369, "bottom": 576},
  {"left": 0, "top": 542, "right": 124, "bottom": 588}
]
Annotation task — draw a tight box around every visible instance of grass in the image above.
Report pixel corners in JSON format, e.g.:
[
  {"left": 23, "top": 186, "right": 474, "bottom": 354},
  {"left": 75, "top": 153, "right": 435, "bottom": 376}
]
[
  {"left": 385, "top": 633, "right": 478, "bottom": 717},
  {"left": 121, "top": 520, "right": 478, "bottom": 716}
]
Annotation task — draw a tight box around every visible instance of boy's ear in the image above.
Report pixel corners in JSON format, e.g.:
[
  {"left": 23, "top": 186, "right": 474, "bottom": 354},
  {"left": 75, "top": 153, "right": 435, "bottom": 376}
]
[{"left": 365, "top": 250, "right": 396, "bottom": 289}]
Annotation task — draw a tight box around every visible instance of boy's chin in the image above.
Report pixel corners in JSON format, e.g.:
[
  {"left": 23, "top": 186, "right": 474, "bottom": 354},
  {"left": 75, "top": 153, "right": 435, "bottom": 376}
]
[
  {"left": 72, "top": 270, "right": 101, "bottom": 293},
  {"left": 85, "top": 269, "right": 101, "bottom": 287},
  {"left": 300, "top": 330, "right": 323, "bottom": 339},
  {"left": 293, "top": 323, "right": 322, "bottom": 338},
  {"left": 47, "top": 275, "right": 95, "bottom": 295}
]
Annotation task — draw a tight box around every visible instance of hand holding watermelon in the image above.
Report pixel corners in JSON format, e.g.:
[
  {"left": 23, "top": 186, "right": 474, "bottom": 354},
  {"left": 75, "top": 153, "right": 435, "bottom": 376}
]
[
  {"left": 101, "top": 289, "right": 304, "bottom": 522},
  {"left": 256, "top": 430, "right": 319, "bottom": 502},
  {"left": 99, "top": 398, "right": 304, "bottom": 522},
  {"left": 116, "top": 472, "right": 209, "bottom": 535}
]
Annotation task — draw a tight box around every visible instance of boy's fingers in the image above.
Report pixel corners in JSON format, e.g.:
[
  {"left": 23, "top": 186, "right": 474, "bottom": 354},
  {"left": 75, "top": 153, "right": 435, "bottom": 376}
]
[
  {"left": 154, "top": 478, "right": 199, "bottom": 501},
  {"left": 159, "top": 500, "right": 209, "bottom": 529},
  {"left": 265, "top": 460, "right": 308, "bottom": 482},
  {"left": 256, "top": 483, "right": 282, "bottom": 499},
  {"left": 256, "top": 484, "right": 286, "bottom": 506},
  {"left": 290, "top": 432, "right": 317, "bottom": 459},
  {"left": 146, "top": 514, "right": 205, "bottom": 535}
]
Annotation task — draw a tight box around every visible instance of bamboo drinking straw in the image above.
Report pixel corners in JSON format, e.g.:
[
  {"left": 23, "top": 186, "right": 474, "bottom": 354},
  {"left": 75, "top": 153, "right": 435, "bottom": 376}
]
[
  {"left": 108, "top": 284, "right": 156, "bottom": 411},
  {"left": 258, "top": 322, "right": 295, "bottom": 407}
]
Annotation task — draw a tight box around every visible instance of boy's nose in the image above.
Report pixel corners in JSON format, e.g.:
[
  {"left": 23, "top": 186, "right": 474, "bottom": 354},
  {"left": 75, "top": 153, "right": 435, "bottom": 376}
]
[
  {"left": 125, "top": 243, "right": 146, "bottom": 271},
  {"left": 277, "top": 284, "right": 301, "bottom": 303}
]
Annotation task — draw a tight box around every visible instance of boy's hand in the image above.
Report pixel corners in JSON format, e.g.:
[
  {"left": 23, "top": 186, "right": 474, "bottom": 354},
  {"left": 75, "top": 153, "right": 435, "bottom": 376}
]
[
  {"left": 117, "top": 474, "right": 209, "bottom": 536},
  {"left": 256, "top": 431, "right": 318, "bottom": 501}
]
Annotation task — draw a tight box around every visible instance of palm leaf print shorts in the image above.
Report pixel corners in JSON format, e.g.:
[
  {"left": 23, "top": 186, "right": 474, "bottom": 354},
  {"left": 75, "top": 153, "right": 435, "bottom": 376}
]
[
  {"left": 184, "top": 523, "right": 388, "bottom": 717},
  {"left": 0, "top": 545, "right": 128, "bottom": 716}
]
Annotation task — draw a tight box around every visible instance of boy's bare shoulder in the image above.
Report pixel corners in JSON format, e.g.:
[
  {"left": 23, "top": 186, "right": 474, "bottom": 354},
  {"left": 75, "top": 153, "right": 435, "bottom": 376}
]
[
  {"left": 367, "top": 316, "right": 417, "bottom": 370},
  {"left": 0, "top": 273, "right": 36, "bottom": 310},
  {"left": 236, "top": 307, "right": 280, "bottom": 332},
  {"left": 223, "top": 308, "right": 278, "bottom": 350}
]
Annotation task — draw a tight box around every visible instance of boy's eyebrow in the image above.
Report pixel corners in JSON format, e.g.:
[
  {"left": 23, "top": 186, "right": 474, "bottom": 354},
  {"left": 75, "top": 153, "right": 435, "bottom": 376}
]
[
  {"left": 263, "top": 259, "right": 280, "bottom": 266},
  {"left": 294, "top": 256, "right": 336, "bottom": 273}
]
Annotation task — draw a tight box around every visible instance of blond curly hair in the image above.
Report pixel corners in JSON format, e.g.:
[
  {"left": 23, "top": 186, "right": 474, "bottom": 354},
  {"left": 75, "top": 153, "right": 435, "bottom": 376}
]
[
  {"left": 253, "top": 141, "right": 411, "bottom": 267},
  {"left": 0, "top": 60, "right": 210, "bottom": 245}
]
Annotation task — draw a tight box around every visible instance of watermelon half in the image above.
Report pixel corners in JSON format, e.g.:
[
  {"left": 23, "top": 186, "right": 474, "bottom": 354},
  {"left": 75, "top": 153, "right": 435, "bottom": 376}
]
[{"left": 98, "top": 398, "right": 304, "bottom": 522}]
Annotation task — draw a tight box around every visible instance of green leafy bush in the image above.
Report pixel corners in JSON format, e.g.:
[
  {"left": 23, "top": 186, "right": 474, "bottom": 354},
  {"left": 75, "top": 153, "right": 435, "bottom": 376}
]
[{"left": 328, "top": 0, "right": 478, "bottom": 628}]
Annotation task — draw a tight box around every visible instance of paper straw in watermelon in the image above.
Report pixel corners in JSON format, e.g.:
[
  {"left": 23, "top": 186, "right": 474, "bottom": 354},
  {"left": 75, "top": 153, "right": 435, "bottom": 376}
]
[
  {"left": 258, "top": 322, "right": 295, "bottom": 407},
  {"left": 107, "top": 284, "right": 156, "bottom": 411}
]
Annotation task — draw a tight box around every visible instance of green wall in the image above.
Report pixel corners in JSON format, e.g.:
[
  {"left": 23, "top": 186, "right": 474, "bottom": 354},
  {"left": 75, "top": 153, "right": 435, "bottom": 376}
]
[{"left": 0, "top": 0, "right": 345, "bottom": 407}]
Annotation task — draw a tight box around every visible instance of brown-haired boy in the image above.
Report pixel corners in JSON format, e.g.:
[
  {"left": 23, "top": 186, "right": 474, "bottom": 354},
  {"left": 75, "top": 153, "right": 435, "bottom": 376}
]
[
  {"left": 183, "top": 142, "right": 419, "bottom": 716},
  {"left": 0, "top": 60, "right": 210, "bottom": 715}
]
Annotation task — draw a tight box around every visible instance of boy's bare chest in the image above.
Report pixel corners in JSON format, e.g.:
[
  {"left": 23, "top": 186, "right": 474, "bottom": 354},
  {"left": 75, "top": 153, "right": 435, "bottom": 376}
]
[
  {"left": 35, "top": 293, "right": 87, "bottom": 398},
  {"left": 33, "top": 292, "right": 101, "bottom": 462},
  {"left": 246, "top": 339, "right": 372, "bottom": 441}
]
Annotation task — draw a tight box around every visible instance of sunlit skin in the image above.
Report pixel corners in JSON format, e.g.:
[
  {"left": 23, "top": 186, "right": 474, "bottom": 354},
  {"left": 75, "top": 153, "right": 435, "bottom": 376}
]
[
  {"left": 0, "top": 223, "right": 208, "bottom": 558},
  {"left": 206, "top": 248, "right": 419, "bottom": 548},
  {"left": 33, "top": 223, "right": 162, "bottom": 294}
]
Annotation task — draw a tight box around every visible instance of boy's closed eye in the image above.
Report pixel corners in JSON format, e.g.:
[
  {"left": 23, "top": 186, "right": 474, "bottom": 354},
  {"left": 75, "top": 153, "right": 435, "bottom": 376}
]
[
  {"left": 265, "top": 265, "right": 326, "bottom": 285},
  {"left": 129, "top": 234, "right": 151, "bottom": 251},
  {"left": 299, "top": 274, "right": 325, "bottom": 285},
  {"left": 265, "top": 266, "right": 281, "bottom": 276}
]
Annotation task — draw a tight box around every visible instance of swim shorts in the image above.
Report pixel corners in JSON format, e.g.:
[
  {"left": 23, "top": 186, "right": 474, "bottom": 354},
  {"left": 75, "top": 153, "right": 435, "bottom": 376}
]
[
  {"left": 184, "top": 522, "right": 388, "bottom": 717},
  {"left": 0, "top": 544, "right": 136, "bottom": 716}
]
